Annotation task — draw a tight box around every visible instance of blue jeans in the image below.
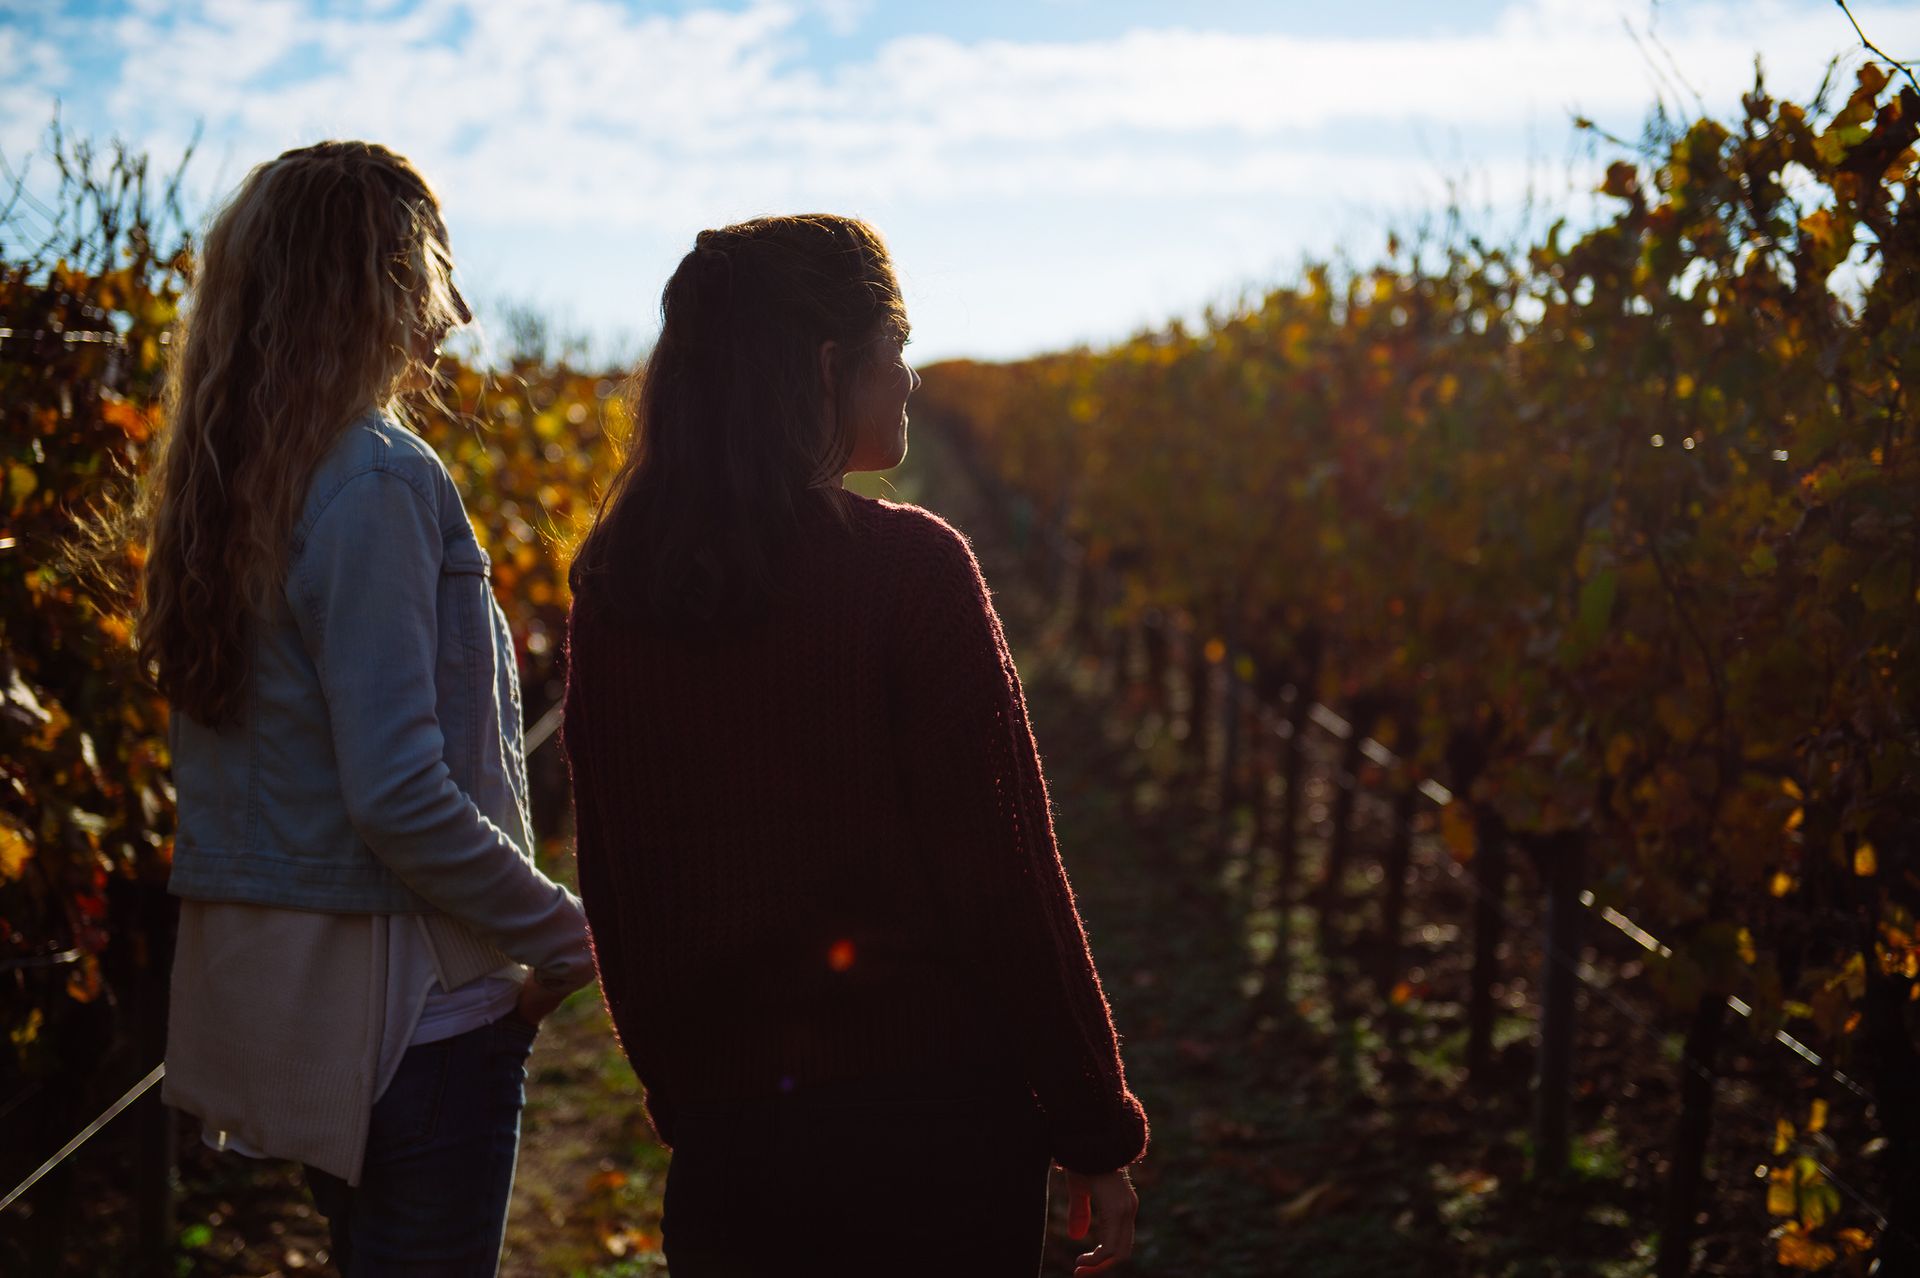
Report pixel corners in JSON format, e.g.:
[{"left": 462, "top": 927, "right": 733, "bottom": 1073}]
[{"left": 304, "top": 1012, "right": 539, "bottom": 1276}]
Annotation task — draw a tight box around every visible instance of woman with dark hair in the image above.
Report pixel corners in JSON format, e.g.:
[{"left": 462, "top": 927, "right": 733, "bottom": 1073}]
[
  {"left": 140, "top": 141, "right": 594, "bottom": 1274},
  {"left": 564, "top": 214, "right": 1148, "bottom": 1276}
]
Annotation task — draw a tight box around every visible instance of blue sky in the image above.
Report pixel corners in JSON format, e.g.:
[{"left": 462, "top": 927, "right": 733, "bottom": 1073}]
[{"left": 4, "top": 0, "right": 1914, "bottom": 362}]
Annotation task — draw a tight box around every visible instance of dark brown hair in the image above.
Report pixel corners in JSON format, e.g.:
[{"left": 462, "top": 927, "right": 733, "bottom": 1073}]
[{"left": 568, "top": 214, "right": 908, "bottom": 630}]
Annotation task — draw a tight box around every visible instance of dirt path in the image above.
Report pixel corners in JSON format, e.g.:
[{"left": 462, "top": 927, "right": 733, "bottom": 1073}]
[{"left": 502, "top": 990, "right": 666, "bottom": 1277}]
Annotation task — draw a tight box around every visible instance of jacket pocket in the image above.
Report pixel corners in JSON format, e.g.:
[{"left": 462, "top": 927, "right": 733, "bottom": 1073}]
[
  {"left": 437, "top": 540, "right": 493, "bottom": 787},
  {"left": 441, "top": 541, "right": 495, "bottom": 656}
]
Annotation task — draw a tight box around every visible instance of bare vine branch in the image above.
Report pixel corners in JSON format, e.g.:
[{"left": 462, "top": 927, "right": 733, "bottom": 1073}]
[{"left": 1836, "top": 0, "right": 1920, "bottom": 93}]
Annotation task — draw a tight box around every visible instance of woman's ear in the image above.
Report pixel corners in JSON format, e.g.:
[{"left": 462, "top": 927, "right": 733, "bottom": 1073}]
[{"left": 818, "top": 339, "right": 839, "bottom": 396}]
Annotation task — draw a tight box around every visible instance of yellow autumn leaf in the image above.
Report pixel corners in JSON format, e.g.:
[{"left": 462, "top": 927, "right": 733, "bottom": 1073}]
[
  {"left": 9, "top": 1007, "right": 42, "bottom": 1052},
  {"left": 7, "top": 462, "right": 38, "bottom": 510},
  {"left": 1737, "top": 927, "right": 1757, "bottom": 965},
  {"left": 1771, "top": 872, "right": 1796, "bottom": 898},
  {"left": 1840, "top": 953, "right": 1867, "bottom": 998},
  {"left": 1774, "top": 1119, "right": 1796, "bottom": 1156},
  {"left": 0, "top": 818, "right": 29, "bottom": 882},
  {"left": 1808, "top": 1099, "right": 1828, "bottom": 1134},
  {"left": 1767, "top": 1167, "right": 1798, "bottom": 1214},
  {"left": 1854, "top": 842, "right": 1877, "bottom": 876}
]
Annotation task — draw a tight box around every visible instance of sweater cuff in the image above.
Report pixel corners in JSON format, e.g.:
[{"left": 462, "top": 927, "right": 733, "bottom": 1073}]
[{"left": 1042, "top": 1087, "right": 1150, "bottom": 1175}]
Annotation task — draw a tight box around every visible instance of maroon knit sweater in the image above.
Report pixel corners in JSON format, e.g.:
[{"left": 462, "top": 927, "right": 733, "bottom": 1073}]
[{"left": 562, "top": 492, "right": 1148, "bottom": 1174}]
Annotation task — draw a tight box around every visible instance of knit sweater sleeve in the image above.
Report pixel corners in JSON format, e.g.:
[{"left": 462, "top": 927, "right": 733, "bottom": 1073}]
[
  {"left": 891, "top": 512, "right": 1148, "bottom": 1174},
  {"left": 561, "top": 606, "right": 678, "bottom": 1146}
]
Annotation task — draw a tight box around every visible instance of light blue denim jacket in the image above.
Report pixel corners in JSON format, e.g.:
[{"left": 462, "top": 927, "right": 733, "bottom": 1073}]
[{"left": 167, "top": 412, "right": 590, "bottom": 988}]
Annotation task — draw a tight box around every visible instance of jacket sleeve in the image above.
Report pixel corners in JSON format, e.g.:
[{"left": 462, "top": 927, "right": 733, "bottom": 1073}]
[
  {"left": 289, "top": 467, "right": 592, "bottom": 993},
  {"left": 892, "top": 515, "right": 1148, "bottom": 1174}
]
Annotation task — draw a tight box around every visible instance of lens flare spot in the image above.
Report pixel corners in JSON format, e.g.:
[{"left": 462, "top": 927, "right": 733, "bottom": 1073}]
[{"left": 827, "top": 939, "right": 857, "bottom": 972}]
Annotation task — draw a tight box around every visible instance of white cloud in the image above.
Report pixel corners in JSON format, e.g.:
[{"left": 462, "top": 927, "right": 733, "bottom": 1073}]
[
  {"left": 65, "top": 0, "right": 1916, "bottom": 225},
  {"left": 9, "top": 0, "right": 1916, "bottom": 356},
  {"left": 812, "top": 0, "right": 872, "bottom": 38},
  {"left": 0, "top": 23, "right": 68, "bottom": 160}
]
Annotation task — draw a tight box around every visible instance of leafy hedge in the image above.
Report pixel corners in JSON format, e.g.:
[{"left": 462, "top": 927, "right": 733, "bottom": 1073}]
[{"left": 913, "top": 67, "right": 1919, "bottom": 1269}]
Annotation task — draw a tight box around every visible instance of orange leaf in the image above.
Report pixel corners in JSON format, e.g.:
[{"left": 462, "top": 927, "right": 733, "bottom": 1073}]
[
  {"left": 1777, "top": 1227, "right": 1837, "bottom": 1271},
  {"left": 66, "top": 954, "right": 103, "bottom": 1004},
  {"left": 1439, "top": 805, "right": 1476, "bottom": 863}
]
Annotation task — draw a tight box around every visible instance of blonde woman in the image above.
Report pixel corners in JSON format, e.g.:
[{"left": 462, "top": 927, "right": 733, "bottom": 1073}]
[{"left": 136, "top": 141, "right": 593, "bottom": 1274}]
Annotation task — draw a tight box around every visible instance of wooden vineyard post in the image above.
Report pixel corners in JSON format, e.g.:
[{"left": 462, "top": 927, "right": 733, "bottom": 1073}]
[
  {"left": 1042, "top": 528, "right": 1074, "bottom": 605},
  {"left": 1856, "top": 829, "right": 1920, "bottom": 1277},
  {"left": 131, "top": 879, "right": 179, "bottom": 1274},
  {"left": 1529, "top": 830, "right": 1586, "bottom": 1179},
  {"left": 1655, "top": 989, "right": 1729, "bottom": 1278},
  {"left": 1140, "top": 610, "right": 1170, "bottom": 715},
  {"left": 1316, "top": 695, "right": 1381, "bottom": 963},
  {"left": 1181, "top": 618, "right": 1212, "bottom": 771},
  {"left": 1244, "top": 645, "right": 1287, "bottom": 856},
  {"left": 1257, "top": 632, "right": 1322, "bottom": 1007},
  {"left": 1096, "top": 565, "right": 1124, "bottom": 698},
  {"left": 1375, "top": 781, "right": 1418, "bottom": 1007},
  {"left": 1215, "top": 633, "right": 1243, "bottom": 851},
  {"left": 1372, "top": 703, "right": 1418, "bottom": 1008},
  {"left": 1007, "top": 491, "right": 1034, "bottom": 561},
  {"left": 1072, "top": 551, "right": 1101, "bottom": 655},
  {"left": 1862, "top": 964, "right": 1920, "bottom": 1275},
  {"left": 1466, "top": 806, "right": 1509, "bottom": 1090}
]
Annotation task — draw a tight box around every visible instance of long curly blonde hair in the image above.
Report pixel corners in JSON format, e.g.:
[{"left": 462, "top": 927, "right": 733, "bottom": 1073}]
[{"left": 135, "top": 140, "right": 467, "bottom": 727}]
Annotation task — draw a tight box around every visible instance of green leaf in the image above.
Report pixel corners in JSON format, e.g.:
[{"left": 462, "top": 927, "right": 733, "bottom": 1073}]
[
  {"left": 1575, "top": 570, "right": 1617, "bottom": 650},
  {"left": 1859, "top": 554, "right": 1907, "bottom": 613}
]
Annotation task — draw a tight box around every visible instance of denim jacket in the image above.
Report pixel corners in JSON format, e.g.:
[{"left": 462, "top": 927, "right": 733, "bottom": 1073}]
[{"left": 167, "top": 412, "right": 590, "bottom": 987}]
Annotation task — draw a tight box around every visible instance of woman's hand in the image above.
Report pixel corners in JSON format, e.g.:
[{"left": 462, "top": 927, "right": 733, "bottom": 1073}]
[
  {"left": 515, "top": 976, "right": 569, "bottom": 1028},
  {"left": 1064, "top": 1166, "right": 1138, "bottom": 1274}
]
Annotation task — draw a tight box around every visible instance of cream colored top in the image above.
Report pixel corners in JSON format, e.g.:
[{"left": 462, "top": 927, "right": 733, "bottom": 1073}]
[{"left": 162, "top": 902, "right": 583, "bottom": 1186}]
